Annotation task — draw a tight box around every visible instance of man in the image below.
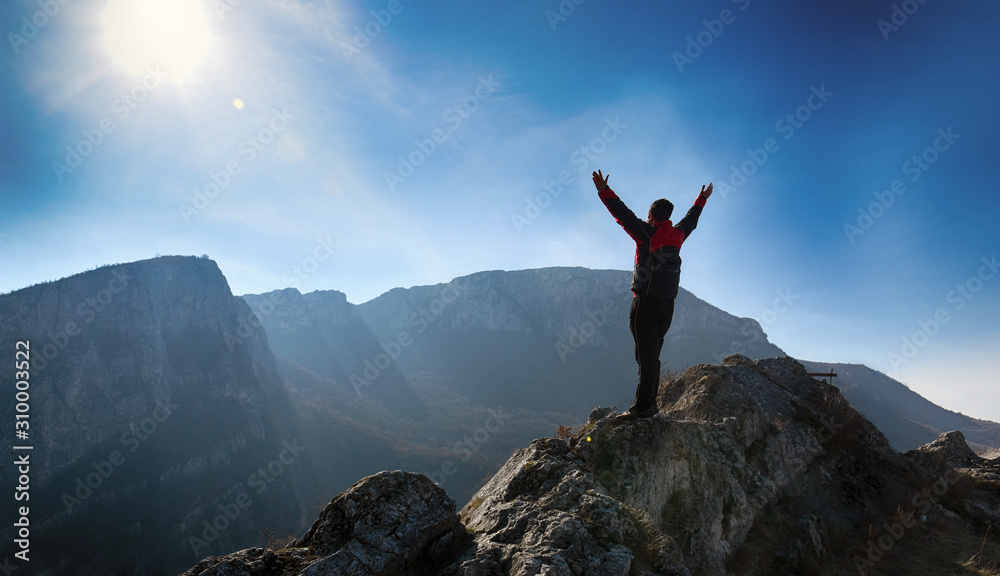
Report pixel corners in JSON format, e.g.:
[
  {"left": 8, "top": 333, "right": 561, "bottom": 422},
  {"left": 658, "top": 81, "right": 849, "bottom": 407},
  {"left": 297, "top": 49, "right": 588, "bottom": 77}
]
[{"left": 593, "top": 169, "right": 712, "bottom": 423}]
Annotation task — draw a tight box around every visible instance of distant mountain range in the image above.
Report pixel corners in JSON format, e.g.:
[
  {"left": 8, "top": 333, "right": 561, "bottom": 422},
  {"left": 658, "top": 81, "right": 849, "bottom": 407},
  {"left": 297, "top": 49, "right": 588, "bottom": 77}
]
[
  {"left": 242, "top": 267, "right": 786, "bottom": 417},
  {"left": 1, "top": 256, "right": 997, "bottom": 575},
  {"left": 242, "top": 266, "right": 1000, "bottom": 454},
  {"left": 801, "top": 360, "right": 1000, "bottom": 452}
]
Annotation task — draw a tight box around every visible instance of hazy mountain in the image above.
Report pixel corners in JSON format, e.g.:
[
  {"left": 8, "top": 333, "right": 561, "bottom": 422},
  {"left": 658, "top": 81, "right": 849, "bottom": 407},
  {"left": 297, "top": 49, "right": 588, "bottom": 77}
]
[
  {"left": 243, "top": 267, "right": 786, "bottom": 416},
  {"left": 244, "top": 266, "right": 997, "bottom": 455},
  {"left": 802, "top": 360, "right": 1000, "bottom": 453}
]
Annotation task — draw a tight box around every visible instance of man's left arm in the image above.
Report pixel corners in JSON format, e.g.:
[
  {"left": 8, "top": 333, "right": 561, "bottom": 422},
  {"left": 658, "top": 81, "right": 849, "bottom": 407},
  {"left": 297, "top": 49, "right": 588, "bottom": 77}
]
[{"left": 676, "top": 183, "right": 712, "bottom": 238}]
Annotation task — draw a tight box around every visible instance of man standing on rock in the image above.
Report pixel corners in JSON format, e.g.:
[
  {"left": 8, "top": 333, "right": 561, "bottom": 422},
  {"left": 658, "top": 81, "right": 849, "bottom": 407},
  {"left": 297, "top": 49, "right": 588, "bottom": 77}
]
[{"left": 593, "top": 169, "right": 712, "bottom": 422}]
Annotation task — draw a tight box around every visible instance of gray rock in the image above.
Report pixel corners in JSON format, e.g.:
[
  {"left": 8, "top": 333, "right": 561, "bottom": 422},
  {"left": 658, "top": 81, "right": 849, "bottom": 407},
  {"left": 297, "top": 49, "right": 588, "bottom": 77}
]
[
  {"left": 181, "top": 471, "right": 469, "bottom": 576},
  {"left": 909, "top": 429, "right": 985, "bottom": 468},
  {"left": 180, "top": 355, "right": 1000, "bottom": 576},
  {"left": 448, "top": 437, "right": 687, "bottom": 576}
]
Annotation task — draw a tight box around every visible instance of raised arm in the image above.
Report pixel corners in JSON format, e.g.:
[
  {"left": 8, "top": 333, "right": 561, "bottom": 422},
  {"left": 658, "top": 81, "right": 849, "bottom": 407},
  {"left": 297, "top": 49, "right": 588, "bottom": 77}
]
[
  {"left": 593, "top": 170, "right": 649, "bottom": 241},
  {"left": 675, "top": 183, "right": 712, "bottom": 238}
]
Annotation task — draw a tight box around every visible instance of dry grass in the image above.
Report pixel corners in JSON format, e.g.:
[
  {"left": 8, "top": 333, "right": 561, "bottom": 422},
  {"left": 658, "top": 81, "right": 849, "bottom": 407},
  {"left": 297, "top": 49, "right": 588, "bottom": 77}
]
[
  {"left": 963, "top": 524, "right": 999, "bottom": 575},
  {"left": 621, "top": 504, "right": 666, "bottom": 575},
  {"left": 847, "top": 519, "right": 1000, "bottom": 576},
  {"left": 259, "top": 528, "right": 297, "bottom": 550},
  {"left": 660, "top": 367, "right": 683, "bottom": 384},
  {"left": 728, "top": 500, "right": 1000, "bottom": 576}
]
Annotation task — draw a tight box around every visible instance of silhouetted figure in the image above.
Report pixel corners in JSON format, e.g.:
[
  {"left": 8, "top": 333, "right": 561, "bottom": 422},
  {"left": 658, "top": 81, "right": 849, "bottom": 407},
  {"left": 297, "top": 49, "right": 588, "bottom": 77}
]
[{"left": 593, "top": 169, "right": 712, "bottom": 422}]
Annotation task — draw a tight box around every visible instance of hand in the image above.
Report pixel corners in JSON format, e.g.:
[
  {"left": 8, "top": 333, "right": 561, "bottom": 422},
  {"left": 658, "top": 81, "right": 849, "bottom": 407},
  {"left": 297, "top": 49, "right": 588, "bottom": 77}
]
[
  {"left": 700, "top": 183, "right": 713, "bottom": 199},
  {"left": 592, "top": 170, "right": 610, "bottom": 192}
]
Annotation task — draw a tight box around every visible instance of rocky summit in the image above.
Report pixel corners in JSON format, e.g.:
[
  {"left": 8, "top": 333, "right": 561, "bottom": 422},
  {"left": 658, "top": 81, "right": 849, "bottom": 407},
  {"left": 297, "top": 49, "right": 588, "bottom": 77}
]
[{"left": 182, "top": 356, "right": 1000, "bottom": 576}]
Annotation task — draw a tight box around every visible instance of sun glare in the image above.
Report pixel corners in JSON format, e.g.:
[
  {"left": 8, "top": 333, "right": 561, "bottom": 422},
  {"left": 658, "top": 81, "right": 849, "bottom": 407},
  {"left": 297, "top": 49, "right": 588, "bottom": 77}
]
[{"left": 103, "top": 0, "right": 212, "bottom": 82}]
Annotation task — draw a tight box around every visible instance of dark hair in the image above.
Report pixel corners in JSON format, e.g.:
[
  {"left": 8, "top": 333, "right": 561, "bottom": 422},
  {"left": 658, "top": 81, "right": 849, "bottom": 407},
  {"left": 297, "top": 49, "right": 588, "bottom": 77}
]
[{"left": 648, "top": 198, "right": 674, "bottom": 223}]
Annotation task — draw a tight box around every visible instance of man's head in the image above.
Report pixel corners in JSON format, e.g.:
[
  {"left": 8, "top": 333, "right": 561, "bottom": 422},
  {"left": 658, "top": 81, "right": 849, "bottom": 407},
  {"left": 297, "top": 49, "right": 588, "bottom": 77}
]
[{"left": 647, "top": 198, "right": 674, "bottom": 225}]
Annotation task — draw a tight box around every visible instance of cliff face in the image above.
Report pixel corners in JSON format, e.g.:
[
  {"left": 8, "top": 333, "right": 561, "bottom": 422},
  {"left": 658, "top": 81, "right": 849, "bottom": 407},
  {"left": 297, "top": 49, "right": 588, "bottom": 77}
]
[
  {"left": 355, "top": 268, "right": 780, "bottom": 356},
  {"left": 181, "top": 356, "right": 1000, "bottom": 576},
  {"left": 0, "top": 257, "right": 310, "bottom": 576},
  {"left": 240, "top": 287, "right": 426, "bottom": 417},
  {"left": 1, "top": 257, "right": 279, "bottom": 481}
]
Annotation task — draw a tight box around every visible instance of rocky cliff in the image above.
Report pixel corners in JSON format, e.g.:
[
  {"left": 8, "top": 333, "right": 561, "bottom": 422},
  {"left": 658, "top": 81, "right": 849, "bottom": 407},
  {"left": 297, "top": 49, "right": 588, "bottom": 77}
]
[
  {"left": 181, "top": 355, "right": 1000, "bottom": 576},
  {"left": 0, "top": 256, "right": 313, "bottom": 575}
]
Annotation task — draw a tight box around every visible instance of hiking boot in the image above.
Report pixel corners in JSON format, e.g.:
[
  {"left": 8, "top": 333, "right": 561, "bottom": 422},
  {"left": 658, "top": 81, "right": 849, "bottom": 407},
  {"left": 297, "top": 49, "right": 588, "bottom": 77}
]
[{"left": 614, "top": 405, "right": 657, "bottom": 424}]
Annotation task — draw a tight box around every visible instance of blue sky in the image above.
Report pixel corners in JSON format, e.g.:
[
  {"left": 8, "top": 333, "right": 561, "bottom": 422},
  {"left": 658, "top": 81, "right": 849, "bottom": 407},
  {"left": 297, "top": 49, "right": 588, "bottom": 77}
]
[{"left": 2, "top": 0, "right": 998, "bottom": 421}]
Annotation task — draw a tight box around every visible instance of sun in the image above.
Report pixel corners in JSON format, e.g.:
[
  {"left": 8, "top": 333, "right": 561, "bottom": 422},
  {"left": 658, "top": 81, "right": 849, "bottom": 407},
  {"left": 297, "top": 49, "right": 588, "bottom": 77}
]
[{"left": 102, "top": 0, "right": 212, "bottom": 82}]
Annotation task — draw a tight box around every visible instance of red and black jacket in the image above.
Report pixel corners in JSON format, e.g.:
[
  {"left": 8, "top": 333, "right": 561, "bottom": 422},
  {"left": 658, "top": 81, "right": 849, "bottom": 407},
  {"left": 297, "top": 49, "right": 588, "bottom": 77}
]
[{"left": 599, "top": 188, "right": 707, "bottom": 300}]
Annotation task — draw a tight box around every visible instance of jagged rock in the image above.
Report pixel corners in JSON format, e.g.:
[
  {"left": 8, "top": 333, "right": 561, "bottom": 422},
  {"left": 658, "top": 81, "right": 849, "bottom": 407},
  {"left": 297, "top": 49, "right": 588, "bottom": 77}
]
[
  {"left": 906, "top": 430, "right": 1000, "bottom": 528},
  {"left": 182, "top": 356, "right": 1000, "bottom": 576},
  {"left": 442, "top": 356, "right": 878, "bottom": 575},
  {"left": 181, "top": 471, "right": 469, "bottom": 576},
  {"left": 446, "top": 437, "right": 688, "bottom": 576},
  {"left": 909, "top": 430, "right": 985, "bottom": 468}
]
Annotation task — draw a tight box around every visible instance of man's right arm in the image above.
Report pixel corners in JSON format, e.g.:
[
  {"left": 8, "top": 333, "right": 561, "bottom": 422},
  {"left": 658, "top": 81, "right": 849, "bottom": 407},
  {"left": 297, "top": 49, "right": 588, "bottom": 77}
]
[{"left": 594, "top": 170, "right": 647, "bottom": 242}]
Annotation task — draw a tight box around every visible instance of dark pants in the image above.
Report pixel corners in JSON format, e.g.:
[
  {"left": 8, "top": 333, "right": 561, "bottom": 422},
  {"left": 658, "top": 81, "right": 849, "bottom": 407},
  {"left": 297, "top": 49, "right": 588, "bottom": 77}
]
[{"left": 628, "top": 295, "right": 675, "bottom": 411}]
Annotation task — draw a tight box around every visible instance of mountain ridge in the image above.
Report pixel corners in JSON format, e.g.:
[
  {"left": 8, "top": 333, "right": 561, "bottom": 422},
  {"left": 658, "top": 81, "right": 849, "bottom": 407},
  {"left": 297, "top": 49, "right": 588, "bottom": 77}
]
[
  {"left": 242, "top": 265, "right": 1000, "bottom": 451},
  {"left": 242, "top": 266, "right": 786, "bottom": 417}
]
